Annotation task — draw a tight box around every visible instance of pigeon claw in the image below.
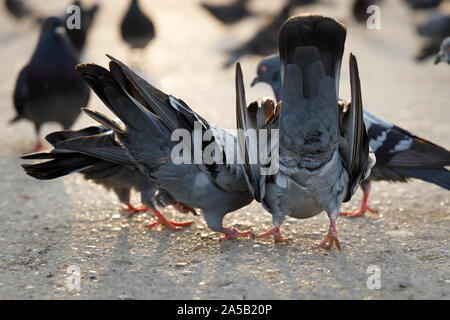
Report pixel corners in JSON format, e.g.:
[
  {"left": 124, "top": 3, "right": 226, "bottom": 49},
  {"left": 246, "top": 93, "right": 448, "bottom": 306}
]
[
  {"left": 317, "top": 231, "right": 341, "bottom": 251},
  {"left": 220, "top": 228, "right": 253, "bottom": 242},
  {"left": 341, "top": 204, "right": 376, "bottom": 218},
  {"left": 122, "top": 203, "right": 148, "bottom": 216},
  {"left": 147, "top": 209, "right": 192, "bottom": 231},
  {"left": 33, "top": 140, "right": 44, "bottom": 152},
  {"left": 258, "top": 227, "right": 290, "bottom": 243}
]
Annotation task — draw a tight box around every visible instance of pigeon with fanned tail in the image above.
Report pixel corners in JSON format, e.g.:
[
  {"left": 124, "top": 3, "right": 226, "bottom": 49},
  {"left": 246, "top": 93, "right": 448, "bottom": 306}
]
[
  {"left": 252, "top": 55, "right": 450, "bottom": 217},
  {"left": 21, "top": 126, "right": 198, "bottom": 227},
  {"left": 236, "top": 15, "right": 374, "bottom": 248},
  {"left": 74, "top": 55, "right": 254, "bottom": 240},
  {"left": 120, "top": 0, "right": 155, "bottom": 51},
  {"left": 10, "top": 17, "right": 90, "bottom": 151},
  {"left": 201, "top": 0, "right": 252, "bottom": 25},
  {"left": 223, "top": 3, "right": 292, "bottom": 68},
  {"left": 64, "top": 0, "right": 100, "bottom": 55}
]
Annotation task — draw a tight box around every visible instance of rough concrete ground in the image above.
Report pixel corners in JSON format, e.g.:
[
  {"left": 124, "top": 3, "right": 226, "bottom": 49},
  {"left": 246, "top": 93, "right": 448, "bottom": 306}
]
[{"left": 0, "top": 0, "right": 448, "bottom": 299}]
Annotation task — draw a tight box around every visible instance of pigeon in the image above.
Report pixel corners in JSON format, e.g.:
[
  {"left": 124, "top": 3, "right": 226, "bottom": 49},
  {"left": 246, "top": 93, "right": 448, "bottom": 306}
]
[
  {"left": 64, "top": 0, "right": 100, "bottom": 54},
  {"left": 403, "top": 0, "right": 444, "bottom": 10},
  {"left": 120, "top": 0, "right": 155, "bottom": 51},
  {"left": 435, "top": 36, "right": 450, "bottom": 64},
  {"left": 4, "top": 0, "right": 31, "bottom": 20},
  {"left": 21, "top": 126, "right": 198, "bottom": 228},
  {"left": 201, "top": 0, "right": 252, "bottom": 25},
  {"left": 252, "top": 55, "right": 450, "bottom": 217},
  {"left": 236, "top": 15, "right": 374, "bottom": 248},
  {"left": 73, "top": 55, "right": 254, "bottom": 240},
  {"left": 415, "top": 13, "right": 450, "bottom": 61},
  {"left": 10, "top": 16, "right": 90, "bottom": 151},
  {"left": 223, "top": 3, "right": 292, "bottom": 68}
]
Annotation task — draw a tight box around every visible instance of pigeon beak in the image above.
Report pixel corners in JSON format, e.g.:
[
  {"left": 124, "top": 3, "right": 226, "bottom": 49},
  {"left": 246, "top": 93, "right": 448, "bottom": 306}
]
[
  {"left": 55, "top": 26, "right": 65, "bottom": 35},
  {"left": 251, "top": 76, "right": 259, "bottom": 87}
]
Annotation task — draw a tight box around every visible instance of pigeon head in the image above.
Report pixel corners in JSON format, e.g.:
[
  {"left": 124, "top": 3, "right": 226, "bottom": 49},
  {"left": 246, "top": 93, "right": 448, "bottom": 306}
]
[
  {"left": 251, "top": 56, "right": 282, "bottom": 102},
  {"left": 435, "top": 37, "right": 450, "bottom": 65},
  {"left": 41, "top": 16, "right": 65, "bottom": 38}
]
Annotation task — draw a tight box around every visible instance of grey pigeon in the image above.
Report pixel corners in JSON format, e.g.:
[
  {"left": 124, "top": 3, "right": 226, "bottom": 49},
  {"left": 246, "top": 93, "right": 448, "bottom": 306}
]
[
  {"left": 74, "top": 55, "right": 254, "bottom": 240},
  {"left": 201, "top": 0, "right": 252, "bottom": 25},
  {"left": 120, "top": 0, "right": 155, "bottom": 50},
  {"left": 10, "top": 16, "right": 90, "bottom": 151},
  {"left": 252, "top": 55, "right": 450, "bottom": 217},
  {"left": 21, "top": 126, "right": 198, "bottom": 229},
  {"left": 64, "top": 0, "right": 100, "bottom": 55},
  {"left": 416, "top": 13, "right": 450, "bottom": 61},
  {"left": 236, "top": 15, "right": 374, "bottom": 248},
  {"left": 223, "top": 3, "right": 292, "bottom": 68},
  {"left": 435, "top": 36, "right": 450, "bottom": 64}
]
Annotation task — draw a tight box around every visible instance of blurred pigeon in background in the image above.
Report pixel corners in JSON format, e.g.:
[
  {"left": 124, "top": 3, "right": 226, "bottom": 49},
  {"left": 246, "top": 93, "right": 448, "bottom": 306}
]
[
  {"left": 74, "top": 55, "right": 254, "bottom": 240},
  {"left": 64, "top": 0, "right": 100, "bottom": 55},
  {"left": 21, "top": 126, "right": 198, "bottom": 228},
  {"left": 435, "top": 36, "right": 450, "bottom": 63},
  {"left": 4, "top": 0, "right": 31, "bottom": 20},
  {"left": 252, "top": 55, "right": 450, "bottom": 217},
  {"left": 223, "top": 2, "right": 292, "bottom": 68},
  {"left": 10, "top": 17, "right": 90, "bottom": 151},
  {"left": 415, "top": 12, "right": 450, "bottom": 61},
  {"left": 403, "top": 0, "right": 444, "bottom": 10},
  {"left": 201, "top": 0, "right": 252, "bottom": 25},
  {"left": 120, "top": 0, "right": 155, "bottom": 54},
  {"left": 236, "top": 15, "right": 374, "bottom": 248}
]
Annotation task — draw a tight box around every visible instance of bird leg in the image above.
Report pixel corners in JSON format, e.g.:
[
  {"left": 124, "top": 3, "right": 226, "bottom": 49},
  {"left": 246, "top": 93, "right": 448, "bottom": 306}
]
[
  {"left": 340, "top": 182, "right": 376, "bottom": 217},
  {"left": 258, "top": 226, "right": 290, "bottom": 243},
  {"left": 317, "top": 212, "right": 341, "bottom": 250},
  {"left": 173, "top": 202, "right": 198, "bottom": 216},
  {"left": 147, "top": 208, "right": 192, "bottom": 230},
  {"left": 220, "top": 228, "right": 253, "bottom": 242},
  {"left": 32, "top": 139, "right": 44, "bottom": 152},
  {"left": 122, "top": 203, "right": 148, "bottom": 216}
]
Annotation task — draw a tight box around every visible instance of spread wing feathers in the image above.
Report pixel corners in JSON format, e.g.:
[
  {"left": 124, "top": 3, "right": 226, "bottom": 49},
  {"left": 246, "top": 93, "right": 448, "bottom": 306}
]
[
  {"left": 22, "top": 152, "right": 99, "bottom": 180},
  {"left": 340, "top": 54, "right": 372, "bottom": 201},
  {"left": 235, "top": 63, "right": 277, "bottom": 201},
  {"left": 45, "top": 125, "right": 110, "bottom": 146}
]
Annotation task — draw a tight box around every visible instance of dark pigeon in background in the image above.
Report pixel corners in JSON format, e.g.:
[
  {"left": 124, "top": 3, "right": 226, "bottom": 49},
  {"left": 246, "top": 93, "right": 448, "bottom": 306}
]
[
  {"left": 120, "top": 0, "right": 155, "bottom": 51},
  {"left": 74, "top": 55, "right": 254, "bottom": 241},
  {"left": 403, "top": 0, "right": 443, "bottom": 10},
  {"left": 201, "top": 0, "right": 252, "bottom": 25},
  {"left": 4, "top": 0, "right": 31, "bottom": 20},
  {"left": 64, "top": 0, "right": 100, "bottom": 55},
  {"left": 10, "top": 17, "right": 90, "bottom": 151},
  {"left": 236, "top": 15, "right": 374, "bottom": 248},
  {"left": 21, "top": 126, "right": 198, "bottom": 228},
  {"left": 223, "top": 2, "right": 292, "bottom": 68},
  {"left": 435, "top": 36, "right": 450, "bottom": 64},
  {"left": 415, "top": 13, "right": 450, "bottom": 61},
  {"left": 252, "top": 55, "right": 450, "bottom": 217}
]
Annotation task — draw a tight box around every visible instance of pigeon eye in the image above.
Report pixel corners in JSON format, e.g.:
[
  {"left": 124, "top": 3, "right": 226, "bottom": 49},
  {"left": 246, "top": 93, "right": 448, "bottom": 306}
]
[{"left": 260, "top": 65, "right": 268, "bottom": 73}]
